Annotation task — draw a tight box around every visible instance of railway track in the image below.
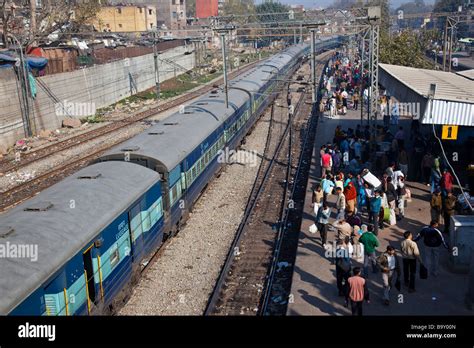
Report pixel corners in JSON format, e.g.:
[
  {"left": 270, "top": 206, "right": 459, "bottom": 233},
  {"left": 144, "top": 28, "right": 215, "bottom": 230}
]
[
  {"left": 204, "top": 67, "right": 309, "bottom": 315},
  {"left": 0, "top": 61, "right": 263, "bottom": 212},
  {"left": 0, "top": 60, "right": 262, "bottom": 176},
  {"left": 205, "top": 55, "right": 331, "bottom": 316},
  {"left": 261, "top": 71, "right": 325, "bottom": 315}
]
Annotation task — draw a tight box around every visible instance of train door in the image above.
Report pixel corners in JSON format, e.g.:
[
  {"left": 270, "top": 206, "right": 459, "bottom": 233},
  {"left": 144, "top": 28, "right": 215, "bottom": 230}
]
[
  {"left": 82, "top": 245, "right": 97, "bottom": 313},
  {"left": 129, "top": 201, "right": 145, "bottom": 259}
]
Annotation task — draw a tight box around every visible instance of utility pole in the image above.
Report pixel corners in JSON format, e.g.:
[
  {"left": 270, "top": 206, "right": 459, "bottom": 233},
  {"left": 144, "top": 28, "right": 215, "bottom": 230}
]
[
  {"left": 301, "top": 22, "right": 325, "bottom": 104},
  {"left": 367, "top": 6, "right": 381, "bottom": 137},
  {"left": 310, "top": 29, "right": 316, "bottom": 104},
  {"left": 153, "top": 31, "right": 160, "bottom": 100},
  {"left": 29, "top": 0, "right": 36, "bottom": 44},
  {"left": 10, "top": 34, "right": 33, "bottom": 137},
  {"left": 448, "top": 23, "right": 455, "bottom": 72},
  {"left": 221, "top": 33, "right": 229, "bottom": 108},
  {"left": 213, "top": 25, "right": 235, "bottom": 109},
  {"left": 360, "top": 28, "right": 369, "bottom": 126},
  {"left": 442, "top": 19, "right": 448, "bottom": 71}
]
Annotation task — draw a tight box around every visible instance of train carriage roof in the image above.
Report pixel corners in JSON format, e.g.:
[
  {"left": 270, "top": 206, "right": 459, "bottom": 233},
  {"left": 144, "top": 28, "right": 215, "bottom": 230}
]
[
  {"left": 0, "top": 161, "right": 159, "bottom": 315},
  {"left": 98, "top": 92, "right": 246, "bottom": 172},
  {"left": 99, "top": 44, "right": 310, "bottom": 173}
]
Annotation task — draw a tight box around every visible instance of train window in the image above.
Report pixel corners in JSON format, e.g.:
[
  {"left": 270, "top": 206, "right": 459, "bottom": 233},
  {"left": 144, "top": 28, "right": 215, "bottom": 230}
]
[
  {"left": 186, "top": 172, "right": 192, "bottom": 185},
  {"left": 192, "top": 166, "right": 197, "bottom": 179},
  {"left": 176, "top": 181, "right": 182, "bottom": 198},
  {"left": 142, "top": 209, "right": 151, "bottom": 233},
  {"left": 171, "top": 185, "right": 178, "bottom": 204},
  {"left": 149, "top": 201, "right": 160, "bottom": 226},
  {"left": 157, "top": 200, "right": 162, "bottom": 215},
  {"left": 110, "top": 245, "right": 120, "bottom": 268},
  {"left": 169, "top": 187, "right": 174, "bottom": 205},
  {"left": 44, "top": 294, "right": 60, "bottom": 316}
]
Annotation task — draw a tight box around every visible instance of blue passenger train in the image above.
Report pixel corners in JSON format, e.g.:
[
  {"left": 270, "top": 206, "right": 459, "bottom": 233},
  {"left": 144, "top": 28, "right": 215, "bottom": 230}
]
[{"left": 0, "top": 37, "right": 342, "bottom": 316}]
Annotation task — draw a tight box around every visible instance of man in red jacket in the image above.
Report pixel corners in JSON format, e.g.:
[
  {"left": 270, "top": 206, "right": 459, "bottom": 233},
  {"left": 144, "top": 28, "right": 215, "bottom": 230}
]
[
  {"left": 344, "top": 180, "right": 358, "bottom": 214},
  {"left": 320, "top": 150, "right": 333, "bottom": 179},
  {"left": 440, "top": 169, "right": 454, "bottom": 197}
]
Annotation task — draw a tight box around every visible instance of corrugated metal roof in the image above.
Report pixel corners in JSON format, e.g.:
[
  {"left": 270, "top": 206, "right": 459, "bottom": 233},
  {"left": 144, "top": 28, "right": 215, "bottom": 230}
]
[
  {"left": 380, "top": 63, "right": 474, "bottom": 126},
  {"left": 456, "top": 69, "right": 474, "bottom": 81},
  {"left": 423, "top": 99, "right": 474, "bottom": 126},
  {"left": 379, "top": 63, "right": 474, "bottom": 103}
]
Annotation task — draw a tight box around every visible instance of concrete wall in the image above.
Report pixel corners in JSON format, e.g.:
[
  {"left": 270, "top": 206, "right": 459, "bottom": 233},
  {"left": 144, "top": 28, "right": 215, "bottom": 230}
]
[{"left": 0, "top": 45, "right": 195, "bottom": 151}]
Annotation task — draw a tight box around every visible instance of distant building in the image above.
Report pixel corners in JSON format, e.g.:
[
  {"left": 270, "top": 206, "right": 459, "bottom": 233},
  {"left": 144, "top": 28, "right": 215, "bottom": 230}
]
[
  {"left": 196, "top": 0, "right": 218, "bottom": 18},
  {"left": 290, "top": 4, "right": 304, "bottom": 11},
  {"left": 107, "top": 0, "right": 186, "bottom": 31},
  {"left": 94, "top": 5, "right": 157, "bottom": 32},
  {"left": 155, "top": 0, "right": 187, "bottom": 30}
]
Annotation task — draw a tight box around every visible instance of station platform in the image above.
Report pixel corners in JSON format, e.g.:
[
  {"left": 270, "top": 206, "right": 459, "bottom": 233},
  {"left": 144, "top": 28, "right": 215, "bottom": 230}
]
[{"left": 287, "top": 107, "right": 472, "bottom": 316}]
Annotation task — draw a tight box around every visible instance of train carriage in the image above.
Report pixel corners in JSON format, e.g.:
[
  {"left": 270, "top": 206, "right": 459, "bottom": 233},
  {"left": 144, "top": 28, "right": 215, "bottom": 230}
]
[
  {"left": 0, "top": 39, "right": 342, "bottom": 315},
  {"left": 0, "top": 162, "right": 162, "bottom": 315}
]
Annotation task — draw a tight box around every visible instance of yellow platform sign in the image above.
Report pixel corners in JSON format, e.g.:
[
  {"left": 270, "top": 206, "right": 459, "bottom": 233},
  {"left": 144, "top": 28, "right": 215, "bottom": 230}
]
[{"left": 441, "top": 125, "right": 458, "bottom": 140}]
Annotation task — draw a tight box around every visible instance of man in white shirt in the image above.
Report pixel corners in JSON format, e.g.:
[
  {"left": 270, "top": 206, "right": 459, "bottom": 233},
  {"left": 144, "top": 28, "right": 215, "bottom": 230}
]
[
  {"left": 377, "top": 245, "right": 401, "bottom": 305},
  {"left": 335, "top": 187, "right": 346, "bottom": 220}
]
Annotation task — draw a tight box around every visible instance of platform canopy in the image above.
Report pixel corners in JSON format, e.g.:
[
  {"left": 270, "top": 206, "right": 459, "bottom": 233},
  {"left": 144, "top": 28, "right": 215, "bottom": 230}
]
[{"left": 379, "top": 63, "right": 474, "bottom": 127}]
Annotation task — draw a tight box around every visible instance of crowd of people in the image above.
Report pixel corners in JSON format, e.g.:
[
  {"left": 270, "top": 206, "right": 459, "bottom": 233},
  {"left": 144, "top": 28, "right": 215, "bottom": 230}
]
[{"left": 309, "top": 51, "right": 461, "bottom": 316}]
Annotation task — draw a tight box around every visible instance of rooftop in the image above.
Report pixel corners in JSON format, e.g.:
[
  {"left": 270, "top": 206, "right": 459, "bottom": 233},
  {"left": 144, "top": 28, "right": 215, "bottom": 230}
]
[
  {"left": 456, "top": 69, "right": 474, "bottom": 81},
  {"left": 379, "top": 63, "right": 474, "bottom": 104}
]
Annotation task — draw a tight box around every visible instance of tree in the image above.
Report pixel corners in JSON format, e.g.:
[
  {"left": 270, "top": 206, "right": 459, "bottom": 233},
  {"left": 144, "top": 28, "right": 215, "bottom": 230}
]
[
  {"left": 222, "top": 0, "right": 257, "bottom": 40},
  {"left": 1, "top": 0, "right": 101, "bottom": 48},
  {"left": 222, "top": 0, "right": 256, "bottom": 21},
  {"left": 395, "top": 0, "right": 434, "bottom": 29},
  {"left": 379, "top": 29, "right": 434, "bottom": 68},
  {"left": 433, "top": 0, "right": 470, "bottom": 38},
  {"left": 255, "top": 1, "right": 291, "bottom": 45}
]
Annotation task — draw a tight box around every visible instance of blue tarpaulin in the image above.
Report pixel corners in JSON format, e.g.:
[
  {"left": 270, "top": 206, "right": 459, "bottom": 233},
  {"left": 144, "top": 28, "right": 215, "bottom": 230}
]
[
  {"left": 26, "top": 55, "right": 48, "bottom": 70},
  {"left": 0, "top": 52, "right": 48, "bottom": 70}
]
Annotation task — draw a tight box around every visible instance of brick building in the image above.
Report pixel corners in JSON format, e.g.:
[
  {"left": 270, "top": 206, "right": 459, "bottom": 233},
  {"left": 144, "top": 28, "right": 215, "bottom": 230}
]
[{"left": 196, "top": 0, "right": 218, "bottom": 18}]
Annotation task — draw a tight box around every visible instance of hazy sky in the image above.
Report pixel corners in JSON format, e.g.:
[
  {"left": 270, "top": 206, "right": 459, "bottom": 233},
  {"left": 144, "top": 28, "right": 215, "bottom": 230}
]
[{"left": 254, "top": 0, "right": 436, "bottom": 9}]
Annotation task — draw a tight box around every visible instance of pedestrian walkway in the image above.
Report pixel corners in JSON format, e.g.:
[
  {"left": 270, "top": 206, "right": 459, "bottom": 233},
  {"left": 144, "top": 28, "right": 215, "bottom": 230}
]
[{"left": 287, "top": 108, "right": 472, "bottom": 315}]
